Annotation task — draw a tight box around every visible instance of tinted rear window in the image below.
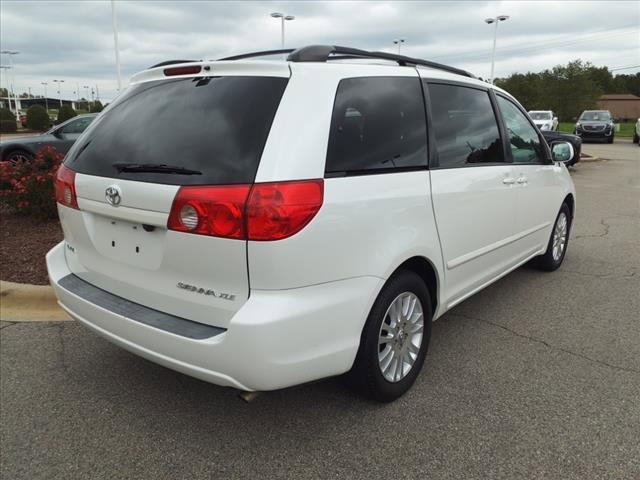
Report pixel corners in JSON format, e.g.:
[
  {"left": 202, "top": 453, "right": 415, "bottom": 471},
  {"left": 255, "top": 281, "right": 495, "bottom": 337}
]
[{"left": 65, "top": 76, "right": 288, "bottom": 185}]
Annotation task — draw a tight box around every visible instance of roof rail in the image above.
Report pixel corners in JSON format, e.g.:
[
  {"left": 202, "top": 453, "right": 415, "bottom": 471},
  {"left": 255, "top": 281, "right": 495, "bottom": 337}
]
[
  {"left": 218, "top": 49, "right": 294, "bottom": 61},
  {"left": 149, "top": 59, "right": 199, "bottom": 68},
  {"left": 287, "top": 45, "right": 475, "bottom": 78}
]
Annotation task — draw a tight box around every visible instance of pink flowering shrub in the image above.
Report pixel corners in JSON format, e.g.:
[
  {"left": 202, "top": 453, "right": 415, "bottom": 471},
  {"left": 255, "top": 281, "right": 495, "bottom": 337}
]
[{"left": 0, "top": 146, "right": 63, "bottom": 219}]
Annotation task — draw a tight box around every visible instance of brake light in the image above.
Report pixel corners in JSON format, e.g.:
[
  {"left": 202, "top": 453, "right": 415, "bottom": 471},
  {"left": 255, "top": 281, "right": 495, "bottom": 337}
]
[
  {"left": 167, "top": 179, "right": 323, "bottom": 241},
  {"left": 247, "top": 180, "right": 324, "bottom": 241},
  {"left": 164, "top": 65, "right": 202, "bottom": 76},
  {"left": 54, "top": 164, "right": 79, "bottom": 209},
  {"left": 167, "top": 185, "right": 251, "bottom": 239}
]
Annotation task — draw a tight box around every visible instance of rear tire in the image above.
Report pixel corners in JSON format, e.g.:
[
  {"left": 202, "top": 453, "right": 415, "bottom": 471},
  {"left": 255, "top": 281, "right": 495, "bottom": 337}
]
[
  {"left": 346, "top": 270, "right": 432, "bottom": 402},
  {"left": 533, "top": 203, "right": 572, "bottom": 271}
]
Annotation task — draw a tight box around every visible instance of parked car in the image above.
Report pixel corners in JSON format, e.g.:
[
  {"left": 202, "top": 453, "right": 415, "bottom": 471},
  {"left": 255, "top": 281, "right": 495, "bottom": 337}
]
[
  {"left": 46, "top": 46, "right": 576, "bottom": 402},
  {"left": 574, "top": 110, "right": 615, "bottom": 143},
  {"left": 528, "top": 110, "right": 558, "bottom": 131},
  {"left": 633, "top": 118, "right": 639, "bottom": 144},
  {"left": 0, "top": 113, "right": 97, "bottom": 163},
  {"left": 541, "top": 130, "right": 581, "bottom": 166}
]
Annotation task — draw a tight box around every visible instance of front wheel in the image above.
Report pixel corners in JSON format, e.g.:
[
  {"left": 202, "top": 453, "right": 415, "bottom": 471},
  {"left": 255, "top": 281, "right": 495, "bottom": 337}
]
[
  {"left": 346, "top": 270, "right": 432, "bottom": 402},
  {"left": 533, "top": 203, "right": 572, "bottom": 271},
  {"left": 5, "top": 149, "right": 32, "bottom": 165},
  {"left": 607, "top": 135, "right": 614, "bottom": 144}
]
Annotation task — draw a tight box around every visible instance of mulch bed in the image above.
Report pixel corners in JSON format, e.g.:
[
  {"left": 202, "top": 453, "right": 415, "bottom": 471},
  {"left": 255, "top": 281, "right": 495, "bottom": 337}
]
[{"left": 0, "top": 206, "right": 63, "bottom": 285}]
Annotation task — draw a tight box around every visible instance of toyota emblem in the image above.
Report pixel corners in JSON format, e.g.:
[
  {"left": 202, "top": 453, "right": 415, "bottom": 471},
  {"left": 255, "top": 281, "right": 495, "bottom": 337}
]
[{"left": 105, "top": 185, "right": 122, "bottom": 206}]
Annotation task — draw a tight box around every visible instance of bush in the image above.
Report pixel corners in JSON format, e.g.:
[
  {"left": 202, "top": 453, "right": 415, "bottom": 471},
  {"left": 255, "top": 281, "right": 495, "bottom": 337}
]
[
  {"left": 0, "top": 108, "right": 17, "bottom": 133},
  {"left": 26, "top": 105, "right": 50, "bottom": 131},
  {"left": 89, "top": 100, "right": 103, "bottom": 113},
  {"left": 0, "top": 146, "right": 63, "bottom": 219},
  {"left": 57, "top": 104, "right": 77, "bottom": 123}
]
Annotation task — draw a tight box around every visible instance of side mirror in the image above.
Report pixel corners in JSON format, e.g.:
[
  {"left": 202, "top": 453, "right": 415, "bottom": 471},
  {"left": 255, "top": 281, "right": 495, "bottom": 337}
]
[
  {"left": 52, "top": 128, "right": 64, "bottom": 138},
  {"left": 551, "top": 141, "right": 574, "bottom": 163}
]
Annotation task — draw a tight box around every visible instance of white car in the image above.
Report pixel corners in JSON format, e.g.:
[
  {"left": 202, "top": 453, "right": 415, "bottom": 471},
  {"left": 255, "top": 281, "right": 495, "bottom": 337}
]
[
  {"left": 47, "top": 46, "right": 576, "bottom": 402},
  {"left": 528, "top": 110, "right": 558, "bottom": 131}
]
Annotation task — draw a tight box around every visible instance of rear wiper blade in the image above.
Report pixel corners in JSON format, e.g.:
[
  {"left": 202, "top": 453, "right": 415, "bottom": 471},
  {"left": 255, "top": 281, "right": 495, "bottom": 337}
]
[{"left": 113, "top": 163, "right": 202, "bottom": 175}]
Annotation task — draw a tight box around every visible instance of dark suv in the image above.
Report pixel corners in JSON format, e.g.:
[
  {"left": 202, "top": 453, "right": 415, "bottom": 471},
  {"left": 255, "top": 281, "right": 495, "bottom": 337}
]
[{"left": 574, "top": 110, "right": 615, "bottom": 143}]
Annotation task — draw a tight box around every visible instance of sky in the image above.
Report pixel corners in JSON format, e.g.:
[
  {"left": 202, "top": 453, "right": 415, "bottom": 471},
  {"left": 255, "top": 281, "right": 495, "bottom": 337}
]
[{"left": 1, "top": 0, "right": 639, "bottom": 102}]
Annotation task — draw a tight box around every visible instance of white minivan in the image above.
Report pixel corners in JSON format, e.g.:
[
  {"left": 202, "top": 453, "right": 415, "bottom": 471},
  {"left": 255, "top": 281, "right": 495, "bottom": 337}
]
[{"left": 47, "top": 46, "right": 576, "bottom": 401}]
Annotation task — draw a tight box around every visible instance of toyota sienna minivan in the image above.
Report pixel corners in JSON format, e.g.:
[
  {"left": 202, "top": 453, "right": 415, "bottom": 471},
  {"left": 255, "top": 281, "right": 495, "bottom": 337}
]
[{"left": 47, "top": 45, "right": 576, "bottom": 402}]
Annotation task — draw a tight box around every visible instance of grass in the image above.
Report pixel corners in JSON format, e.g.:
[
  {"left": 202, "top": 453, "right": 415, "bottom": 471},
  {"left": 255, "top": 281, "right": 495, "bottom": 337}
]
[{"left": 558, "top": 122, "right": 635, "bottom": 137}]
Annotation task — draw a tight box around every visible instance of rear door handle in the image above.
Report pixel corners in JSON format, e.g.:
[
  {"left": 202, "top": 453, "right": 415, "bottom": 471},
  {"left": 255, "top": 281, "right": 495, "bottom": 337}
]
[
  {"left": 517, "top": 176, "right": 528, "bottom": 185},
  {"left": 502, "top": 177, "right": 516, "bottom": 185}
]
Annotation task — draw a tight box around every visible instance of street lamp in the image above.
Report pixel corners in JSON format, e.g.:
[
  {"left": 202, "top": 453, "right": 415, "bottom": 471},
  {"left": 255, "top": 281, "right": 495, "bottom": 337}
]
[
  {"left": 393, "top": 38, "right": 405, "bottom": 54},
  {"left": 83, "top": 85, "right": 90, "bottom": 110},
  {"left": 0, "top": 66, "right": 11, "bottom": 111},
  {"left": 111, "top": 0, "right": 123, "bottom": 92},
  {"left": 52, "top": 79, "right": 64, "bottom": 107},
  {"left": 270, "top": 12, "right": 295, "bottom": 50},
  {"left": 1, "top": 50, "right": 20, "bottom": 121},
  {"left": 484, "top": 15, "right": 510, "bottom": 84},
  {"left": 41, "top": 82, "right": 49, "bottom": 113}
]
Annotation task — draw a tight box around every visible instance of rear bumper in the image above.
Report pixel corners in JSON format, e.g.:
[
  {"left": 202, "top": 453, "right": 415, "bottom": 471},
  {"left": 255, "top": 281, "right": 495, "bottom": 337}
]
[{"left": 47, "top": 242, "right": 382, "bottom": 391}]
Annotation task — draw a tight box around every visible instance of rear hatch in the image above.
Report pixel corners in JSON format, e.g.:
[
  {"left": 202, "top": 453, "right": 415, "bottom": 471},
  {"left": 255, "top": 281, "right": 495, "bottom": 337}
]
[{"left": 60, "top": 68, "right": 289, "bottom": 328}]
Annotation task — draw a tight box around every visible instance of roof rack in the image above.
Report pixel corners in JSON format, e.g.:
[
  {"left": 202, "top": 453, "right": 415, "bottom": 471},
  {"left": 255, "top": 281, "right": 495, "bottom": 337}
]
[
  {"left": 219, "top": 49, "right": 294, "bottom": 61},
  {"left": 288, "top": 45, "right": 475, "bottom": 78},
  {"left": 151, "top": 45, "right": 475, "bottom": 79}
]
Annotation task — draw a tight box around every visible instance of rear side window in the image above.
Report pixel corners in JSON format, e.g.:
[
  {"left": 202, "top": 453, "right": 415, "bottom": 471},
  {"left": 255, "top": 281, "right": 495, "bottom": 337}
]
[
  {"left": 428, "top": 83, "right": 504, "bottom": 168},
  {"left": 325, "top": 77, "right": 427, "bottom": 175},
  {"left": 65, "top": 76, "right": 288, "bottom": 185}
]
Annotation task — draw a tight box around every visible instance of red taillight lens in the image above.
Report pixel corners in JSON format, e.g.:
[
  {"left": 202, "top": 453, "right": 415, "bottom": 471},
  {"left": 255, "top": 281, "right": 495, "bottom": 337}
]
[
  {"left": 54, "top": 164, "right": 79, "bottom": 209},
  {"left": 167, "top": 180, "right": 324, "bottom": 241},
  {"left": 247, "top": 180, "right": 324, "bottom": 241},
  {"left": 164, "top": 65, "right": 202, "bottom": 76},
  {"left": 167, "top": 185, "right": 251, "bottom": 239}
]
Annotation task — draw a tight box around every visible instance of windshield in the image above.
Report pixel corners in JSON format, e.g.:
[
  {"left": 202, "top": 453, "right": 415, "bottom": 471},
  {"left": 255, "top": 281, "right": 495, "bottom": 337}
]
[
  {"left": 529, "top": 112, "right": 551, "bottom": 120},
  {"left": 579, "top": 111, "right": 611, "bottom": 121},
  {"left": 64, "top": 76, "right": 288, "bottom": 186}
]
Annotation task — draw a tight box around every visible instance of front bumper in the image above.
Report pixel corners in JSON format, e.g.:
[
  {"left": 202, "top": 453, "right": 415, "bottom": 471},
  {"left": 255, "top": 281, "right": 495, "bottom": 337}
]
[
  {"left": 576, "top": 128, "right": 613, "bottom": 139},
  {"left": 47, "top": 242, "right": 382, "bottom": 391}
]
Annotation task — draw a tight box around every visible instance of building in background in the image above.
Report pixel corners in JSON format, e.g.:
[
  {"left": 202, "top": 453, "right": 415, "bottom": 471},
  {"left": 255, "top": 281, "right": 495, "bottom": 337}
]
[{"left": 597, "top": 94, "right": 640, "bottom": 121}]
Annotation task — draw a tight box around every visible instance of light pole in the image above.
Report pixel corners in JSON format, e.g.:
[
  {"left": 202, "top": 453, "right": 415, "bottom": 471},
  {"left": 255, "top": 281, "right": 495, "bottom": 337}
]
[
  {"left": 1, "top": 50, "right": 20, "bottom": 121},
  {"left": 270, "top": 12, "right": 295, "bottom": 50},
  {"left": 83, "top": 85, "right": 90, "bottom": 110},
  {"left": 111, "top": 0, "right": 122, "bottom": 92},
  {"left": 484, "top": 15, "right": 509, "bottom": 84},
  {"left": 41, "top": 82, "right": 49, "bottom": 113},
  {"left": 52, "top": 79, "right": 64, "bottom": 107},
  {"left": 0, "top": 66, "right": 11, "bottom": 111},
  {"left": 393, "top": 38, "right": 405, "bottom": 54}
]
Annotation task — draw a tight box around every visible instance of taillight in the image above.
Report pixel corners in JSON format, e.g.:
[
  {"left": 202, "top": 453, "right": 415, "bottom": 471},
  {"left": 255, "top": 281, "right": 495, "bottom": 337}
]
[
  {"left": 167, "top": 185, "right": 251, "bottom": 239},
  {"left": 246, "top": 180, "right": 324, "bottom": 241},
  {"left": 167, "top": 179, "right": 324, "bottom": 241},
  {"left": 54, "top": 164, "right": 79, "bottom": 209}
]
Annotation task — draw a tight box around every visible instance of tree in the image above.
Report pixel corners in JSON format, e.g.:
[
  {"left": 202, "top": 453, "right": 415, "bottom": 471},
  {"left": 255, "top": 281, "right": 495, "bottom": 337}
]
[
  {"left": 26, "top": 105, "right": 50, "bottom": 131},
  {"left": 89, "top": 100, "right": 104, "bottom": 113},
  {"left": 0, "top": 88, "right": 8, "bottom": 97},
  {"left": 0, "top": 107, "right": 17, "bottom": 133},
  {"left": 57, "top": 104, "right": 77, "bottom": 123}
]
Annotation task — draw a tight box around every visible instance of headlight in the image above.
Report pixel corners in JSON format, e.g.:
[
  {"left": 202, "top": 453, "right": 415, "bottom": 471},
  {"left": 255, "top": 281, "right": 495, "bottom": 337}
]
[{"left": 575, "top": 123, "right": 582, "bottom": 129}]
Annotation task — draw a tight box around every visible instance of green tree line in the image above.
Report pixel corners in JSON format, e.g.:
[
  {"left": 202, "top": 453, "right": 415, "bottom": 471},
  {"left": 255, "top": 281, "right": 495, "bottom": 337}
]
[{"left": 494, "top": 60, "right": 639, "bottom": 121}]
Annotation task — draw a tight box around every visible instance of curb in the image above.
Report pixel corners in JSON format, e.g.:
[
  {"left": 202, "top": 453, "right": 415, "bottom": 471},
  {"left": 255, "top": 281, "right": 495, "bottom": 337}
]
[
  {"left": 0, "top": 281, "right": 71, "bottom": 322},
  {"left": 579, "top": 153, "right": 600, "bottom": 162}
]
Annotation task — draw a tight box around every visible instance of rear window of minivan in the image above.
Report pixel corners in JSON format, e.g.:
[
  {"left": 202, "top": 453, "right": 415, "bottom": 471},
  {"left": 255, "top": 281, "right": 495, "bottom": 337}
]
[{"left": 64, "top": 76, "right": 289, "bottom": 185}]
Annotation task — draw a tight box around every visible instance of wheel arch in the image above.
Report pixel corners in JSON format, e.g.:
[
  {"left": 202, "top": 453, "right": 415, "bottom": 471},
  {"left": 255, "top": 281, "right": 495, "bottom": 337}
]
[
  {"left": 1, "top": 144, "right": 34, "bottom": 161},
  {"left": 563, "top": 193, "right": 575, "bottom": 218},
  {"left": 390, "top": 256, "right": 439, "bottom": 316}
]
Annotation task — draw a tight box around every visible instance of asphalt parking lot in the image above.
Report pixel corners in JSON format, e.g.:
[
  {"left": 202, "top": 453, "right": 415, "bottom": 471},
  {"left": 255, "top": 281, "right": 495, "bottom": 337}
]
[{"left": 1, "top": 141, "right": 639, "bottom": 480}]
